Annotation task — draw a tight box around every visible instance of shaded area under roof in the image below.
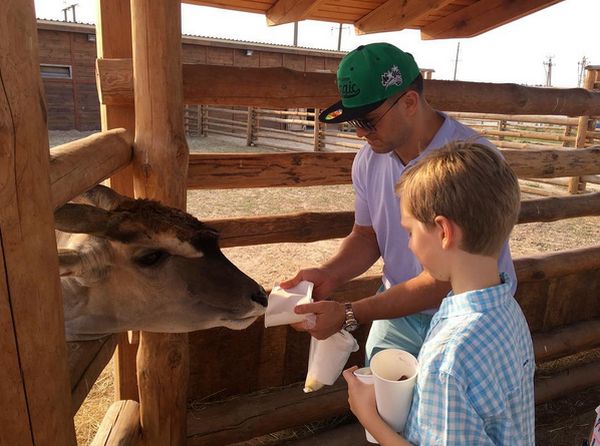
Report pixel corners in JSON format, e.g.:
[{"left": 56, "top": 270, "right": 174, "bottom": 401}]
[{"left": 182, "top": 0, "right": 564, "bottom": 40}]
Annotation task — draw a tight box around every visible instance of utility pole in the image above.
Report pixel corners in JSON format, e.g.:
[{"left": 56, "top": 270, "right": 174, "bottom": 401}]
[
  {"left": 577, "top": 56, "right": 589, "bottom": 87},
  {"left": 543, "top": 56, "right": 554, "bottom": 87},
  {"left": 293, "top": 22, "right": 298, "bottom": 46},
  {"left": 62, "top": 3, "right": 78, "bottom": 22},
  {"left": 337, "top": 24, "right": 343, "bottom": 51},
  {"left": 452, "top": 42, "right": 460, "bottom": 80}
]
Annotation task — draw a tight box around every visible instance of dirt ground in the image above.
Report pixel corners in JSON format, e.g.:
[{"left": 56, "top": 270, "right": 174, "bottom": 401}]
[{"left": 50, "top": 131, "right": 600, "bottom": 445}]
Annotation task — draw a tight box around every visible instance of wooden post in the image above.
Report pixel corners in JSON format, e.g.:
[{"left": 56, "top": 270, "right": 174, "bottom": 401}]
[
  {"left": 313, "top": 108, "right": 324, "bottom": 151},
  {"left": 0, "top": 1, "right": 76, "bottom": 444},
  {"left": 96, "top": 0, "right": 139, "bottom": 403},
  {"left": 246, "top": 106, "right": 257, "bottom": 146},
  {"left": 497, "top": 119, "right": 506, "bottom": 141},
  {"left": 200, "top": 105, "right": 208, "bottom": 136},
  {"left": 568, "top": 67, "right": 599, "bottom": 194},
  {"left": 131, "top": 1, "right": 190, "bottom": 444}
]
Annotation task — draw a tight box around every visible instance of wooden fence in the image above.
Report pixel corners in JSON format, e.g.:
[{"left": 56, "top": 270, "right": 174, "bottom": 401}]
[{"left": 184, "top": 104, "right": 600, "bottom": 196}]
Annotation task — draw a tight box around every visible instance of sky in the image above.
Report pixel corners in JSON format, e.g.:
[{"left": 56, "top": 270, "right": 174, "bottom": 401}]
[{"left": 34, "top": 0, "right": 597, "bottom": 88}]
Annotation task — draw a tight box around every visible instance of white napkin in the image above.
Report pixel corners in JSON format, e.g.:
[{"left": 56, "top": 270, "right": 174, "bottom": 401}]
[
  {"left": 264, "top": 281, "right": 316, "bottom": 328},
  {"left": 303, "top": 330, "right": 359, "bottom": 392}
]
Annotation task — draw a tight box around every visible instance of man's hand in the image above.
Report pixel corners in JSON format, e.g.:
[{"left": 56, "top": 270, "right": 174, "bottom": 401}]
[
  {"left": 293, "top": 300, "right": 345, "bottom": 339},
  {"left": 280, "top": 267, "right": 339, "bottom": 300}
]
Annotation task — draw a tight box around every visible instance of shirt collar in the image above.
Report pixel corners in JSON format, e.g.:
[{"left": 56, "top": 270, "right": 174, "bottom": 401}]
[{"left": 434, "top": 272, "right": 513, "bottom": 320}]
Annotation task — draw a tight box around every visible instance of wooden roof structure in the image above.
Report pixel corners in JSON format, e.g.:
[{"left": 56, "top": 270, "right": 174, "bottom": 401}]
[{"left": 183, "top": 0, "right": 564, "bottom": 39}]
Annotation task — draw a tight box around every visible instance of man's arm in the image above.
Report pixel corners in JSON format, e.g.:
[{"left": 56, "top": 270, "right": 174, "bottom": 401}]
[
  {"left": 295, "top": 270, "right": 450, "bottom": 339},
  {"left": 281, "top": 223, "right": 380, "bottom": 299},
  {"left": 353, "top": 270, "right": 450, "bottom": 324}
]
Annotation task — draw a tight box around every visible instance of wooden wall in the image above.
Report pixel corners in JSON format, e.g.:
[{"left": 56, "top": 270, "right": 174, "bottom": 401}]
[{"left": 36, "top": 20, "right": 344, "bottom": 132}]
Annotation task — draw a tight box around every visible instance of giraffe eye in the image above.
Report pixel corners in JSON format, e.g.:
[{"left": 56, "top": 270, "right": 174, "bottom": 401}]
[{"left": 135, "top": 250, "right": 169, "bottom": 267}]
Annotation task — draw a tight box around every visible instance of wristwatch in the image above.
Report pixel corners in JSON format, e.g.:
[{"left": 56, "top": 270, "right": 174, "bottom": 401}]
[{"left": 342, "top": 302, "right": 359, "bottom": 332}]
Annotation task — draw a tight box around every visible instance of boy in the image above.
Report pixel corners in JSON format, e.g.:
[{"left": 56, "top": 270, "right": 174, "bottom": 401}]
[{"left": 343, "top": 141, "right": 535, "bottom": 445}]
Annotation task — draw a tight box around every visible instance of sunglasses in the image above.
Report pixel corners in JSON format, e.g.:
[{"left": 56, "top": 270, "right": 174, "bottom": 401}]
[{"left": 348, "top": 92, "right": 406, "bottom": 131}]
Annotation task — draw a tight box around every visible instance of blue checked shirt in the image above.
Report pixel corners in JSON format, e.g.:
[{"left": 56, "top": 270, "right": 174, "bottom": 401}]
[{"left": 403, "top": 274, "right": 535, "bottom": 445}]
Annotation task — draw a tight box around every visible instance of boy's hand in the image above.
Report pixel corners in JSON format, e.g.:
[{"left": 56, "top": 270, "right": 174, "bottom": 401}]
[
  {"left": 343, "top": 366, "right": 377, "bottom": 423},
  {"left": 293, "top": 300, "right": 345, "bottom": 339}
]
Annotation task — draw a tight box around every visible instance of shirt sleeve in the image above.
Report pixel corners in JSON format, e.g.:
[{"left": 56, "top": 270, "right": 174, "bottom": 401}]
[
  {"left": 352, "top": 148, "right": 372, "bottom": 227},
  {"left": 415, "top": 370, "right": 497, "bottom": 446}
]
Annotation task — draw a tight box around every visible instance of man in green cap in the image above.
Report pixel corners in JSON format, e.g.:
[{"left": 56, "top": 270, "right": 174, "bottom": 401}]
[{"left": 281, "top": 42, "right": 516, "bottom": 363}]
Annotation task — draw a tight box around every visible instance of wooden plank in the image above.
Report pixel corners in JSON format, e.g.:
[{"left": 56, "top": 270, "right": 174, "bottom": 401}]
[
  {"left": 535, "top": 360, "right": 600, "bottom": 404},
  {"left": 49, "top": 129, "right": 133, "bottom": 209},
  {"left": 266, "top": 0, "right": 326, "bottom": 25},
  {"left": 97, "top": 59, "right": 600, "bottom": 116},
  {"left": 515, "top": 246, "right": 600, "bottom": 282},
  {"left": 187, "top": 380, "right": 350, "bottom": 446},
  {"left": 69, "top": 336, "right": 118, "bottom": 415},
  {"left": 0, "top": 1, "right": 76, "bottom": 444},
  {"left": 131, "top": 1, "right": 190, "bottom": 444},
  {"left": 96, "top": 0, "right": 139, "bottom": 404},
  {"left": 355, "top": 0, "right": 454, "bottom": 35},
  {"left": 187, "top": 357, "right": 600, "bottom": 445},
  {"left": 203, "top": 193, "right": 600, "bottom": 249},
  {"left": 186, "top": 148, "right": 600, "bottom": 190},
  {"left": 533, "top": 319, "right": 600, "bottom": 362},
  {"left": 421, "top": 0, "right": 563, "bottom": 39},
  {"left": 90, "top": 400, "right": 141, "bottom": 446}
]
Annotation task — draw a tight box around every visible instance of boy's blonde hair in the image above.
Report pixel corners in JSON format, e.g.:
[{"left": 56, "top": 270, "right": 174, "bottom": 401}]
[{"left": 396, "top": 141, "right": 520, "bottom": 256}]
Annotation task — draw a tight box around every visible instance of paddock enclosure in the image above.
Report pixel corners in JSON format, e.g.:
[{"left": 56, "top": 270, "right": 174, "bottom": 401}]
[{"left": 1, "top": 1, "right": 600, "bottom": 445}]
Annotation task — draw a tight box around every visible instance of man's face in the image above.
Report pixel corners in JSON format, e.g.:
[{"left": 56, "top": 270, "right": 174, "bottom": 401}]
[{"left": 353, "top": 92, "right": 412, "bottom": 154}]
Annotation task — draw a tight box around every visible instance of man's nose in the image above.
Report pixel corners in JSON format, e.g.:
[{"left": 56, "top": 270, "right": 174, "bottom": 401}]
[{"left": 355, "top": 127, "right": 371, "bottom": 138}]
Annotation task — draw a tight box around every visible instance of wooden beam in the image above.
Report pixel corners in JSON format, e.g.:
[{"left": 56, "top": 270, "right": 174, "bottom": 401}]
[
  {"left": 0, "top": 1, "right": 76, "bottom": 444},
  {"left": 49, "top": 129, "right": 133, "bottom": 209},
  {"left": 533, "top": 319, "right": 600, "bottom": 362},
  {"left": 131, "top": 1, "right": 189, "bottom": 444},
  {"left": 206, "top": 193, "right": 600, "bottom": 248},
  {"left": 69, "top": 336, "right": 118, "bottom": 415},
  {"left": 90, "top": 400, "right": 141, "bottom": 446},
  {"left": 535, "top": 360, "right": 600, "bottom": 404},
  {"left": 515, "top": 245, "right": 600, "bottom": 282},
  {"left": 266, "top": 0, "right": 325, "bottom": 26},
  {"left": 421, "top": 0, "right": 563, "bottom": 40},
  {"left": 96, "top": 0, "right": 139, "bottom": 404},
  {"left": 355, "top": 0, "right": 453, "bottom": 35},
  {"left": 186, "top": 148, "right": 600, "bottom": 191},
  {"left": 97, "top": 59, "right": 600, "bottom": 116}
]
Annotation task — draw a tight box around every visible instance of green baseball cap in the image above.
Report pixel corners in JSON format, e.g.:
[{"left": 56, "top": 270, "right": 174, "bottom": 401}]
[{"left": 319, "top": 42, "right": 420, "bottom": 123}]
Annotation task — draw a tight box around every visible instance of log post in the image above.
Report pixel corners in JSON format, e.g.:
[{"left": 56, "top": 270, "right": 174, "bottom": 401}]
[
  {"left": 568, "top": 67, "right": 600, "bottom": 194},
  {"left": 200, "top": 105, "right": 207, "bottom": 136},
  {"left": 246, "top": 106, "right": 257, "bottom": 146},
  {"left": 131, "top": 1, "right": 190, "bottom": 444},
  {"left": 313, "top": 108, "right": 324, "bottom": 151},
  {"left": 96, "top": 0, "right": 139, "bottom": 403},
  {"left": 0, "top": 1, "right": 76, "bottom": 444}
]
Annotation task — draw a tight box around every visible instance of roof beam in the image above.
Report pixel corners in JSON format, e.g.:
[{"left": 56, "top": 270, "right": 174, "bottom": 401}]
[
  {"left": 266, "top": 0, "right": 325, "bottom": 26},
  {"left": 421, "top": 0, "right": 563, "bottom": 40},
  {"left": 355, "top": 0, "right": 454, "bottom": 35}
]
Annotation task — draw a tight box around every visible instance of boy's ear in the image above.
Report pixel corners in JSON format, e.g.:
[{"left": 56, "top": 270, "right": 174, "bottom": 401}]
[{"left": 434, "top": 216, "right": 460, "bottom": 250}]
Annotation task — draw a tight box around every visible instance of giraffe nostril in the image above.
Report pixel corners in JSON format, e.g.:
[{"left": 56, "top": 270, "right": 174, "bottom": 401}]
[{"left": 251, "top": 287, "right": 268, "bottom": 307}]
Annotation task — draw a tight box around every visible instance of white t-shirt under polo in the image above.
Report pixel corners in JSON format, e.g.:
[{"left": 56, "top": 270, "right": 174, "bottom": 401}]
[{"left": 352, "top": 112, "right": 517, "bottom": 300}]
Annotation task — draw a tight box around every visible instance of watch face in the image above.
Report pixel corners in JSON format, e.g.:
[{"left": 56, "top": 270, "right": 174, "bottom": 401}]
[{"left": 344, "top": 321, "right": 358, "bottom": 332}]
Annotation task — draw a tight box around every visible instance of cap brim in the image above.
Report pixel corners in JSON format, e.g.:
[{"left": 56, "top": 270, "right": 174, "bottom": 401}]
[{"left": 318, "top": 99, "right": 385, "bottom": 124}]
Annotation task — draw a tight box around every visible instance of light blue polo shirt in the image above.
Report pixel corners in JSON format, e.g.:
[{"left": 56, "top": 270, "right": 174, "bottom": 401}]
[{"left": 352, "top": 112, "right": 517, "bottom": 357}]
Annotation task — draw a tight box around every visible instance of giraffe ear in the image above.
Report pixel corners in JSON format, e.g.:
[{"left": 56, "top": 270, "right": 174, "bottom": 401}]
[
  {"left": 74, "top": 184, "right": 129, "bottom": 211},
  {"left": 54, "top": 203, "right": 113, "bottom": 236}
]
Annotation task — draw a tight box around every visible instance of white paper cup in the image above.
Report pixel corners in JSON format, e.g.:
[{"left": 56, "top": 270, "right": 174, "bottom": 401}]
[
  {"left": 370, "top": 349, "right": 418, "bottom": 434},
  {"left": 353, "top": 367, "right": 377, "bottom": 443}
]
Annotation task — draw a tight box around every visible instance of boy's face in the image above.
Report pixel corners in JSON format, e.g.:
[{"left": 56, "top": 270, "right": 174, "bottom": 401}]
[{"left": 400, "top": 202, "right": 449, "bottom": 282}]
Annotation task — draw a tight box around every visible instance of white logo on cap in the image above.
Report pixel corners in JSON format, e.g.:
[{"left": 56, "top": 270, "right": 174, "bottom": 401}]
[{"left": 381, "top": 65, "right": 403, "bottom": 89}]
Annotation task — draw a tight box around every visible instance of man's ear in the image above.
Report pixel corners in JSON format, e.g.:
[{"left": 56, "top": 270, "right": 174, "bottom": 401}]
[{"left": 434, "top": 216, "right": 460, "bottom": 250}]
